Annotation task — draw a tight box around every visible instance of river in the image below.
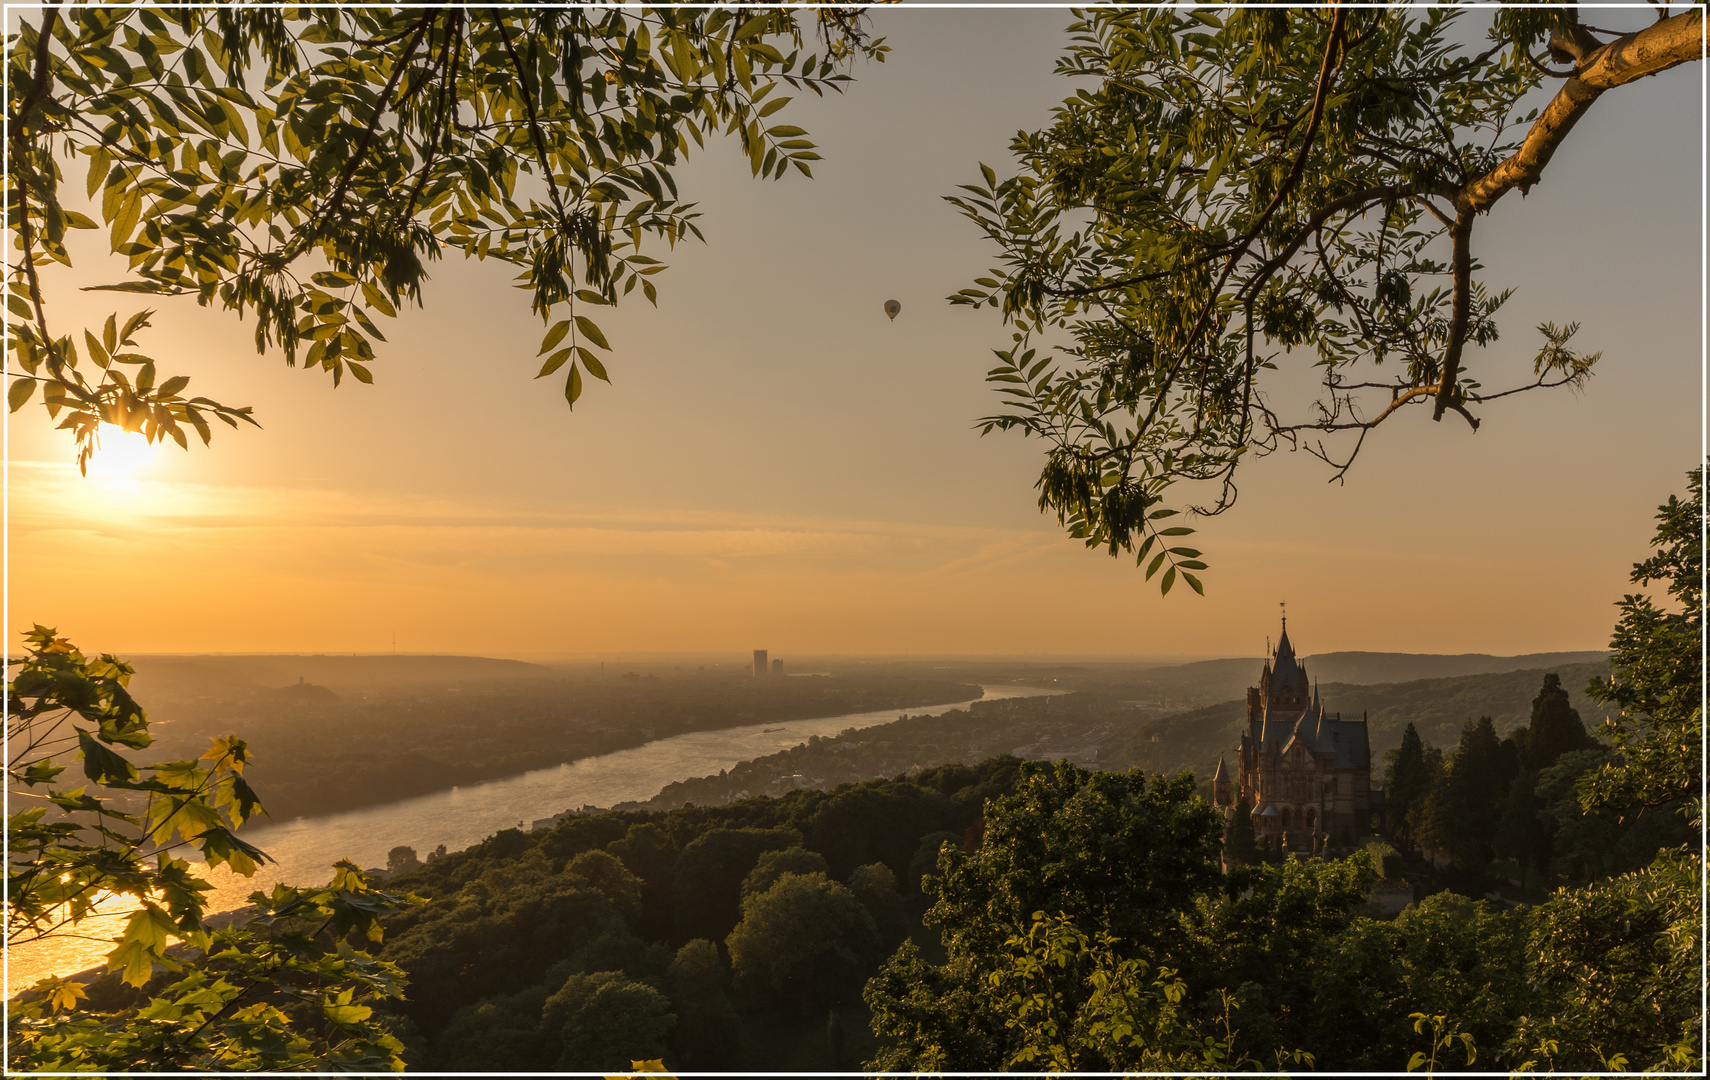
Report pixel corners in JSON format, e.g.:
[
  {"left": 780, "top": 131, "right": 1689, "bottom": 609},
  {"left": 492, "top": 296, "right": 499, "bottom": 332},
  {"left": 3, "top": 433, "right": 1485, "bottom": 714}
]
[{"left": 7, "top": 683, "right": 1053, "bottom": 988}]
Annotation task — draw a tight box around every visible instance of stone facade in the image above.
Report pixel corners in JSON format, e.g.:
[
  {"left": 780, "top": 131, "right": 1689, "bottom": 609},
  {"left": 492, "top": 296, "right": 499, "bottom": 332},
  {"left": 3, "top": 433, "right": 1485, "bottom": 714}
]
[{"left": 1212, "top": 621, "right": 1375, "bottom": 852}]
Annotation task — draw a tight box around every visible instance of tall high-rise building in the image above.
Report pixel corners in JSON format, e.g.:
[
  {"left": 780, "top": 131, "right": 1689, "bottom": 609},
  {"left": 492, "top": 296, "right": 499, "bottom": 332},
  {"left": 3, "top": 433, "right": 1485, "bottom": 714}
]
[
  {"left": 753, "top": 649, "right": 768, "bottom": 677},
  {"left": 771, "top": 658, "right": 784, "bottom": 676}
]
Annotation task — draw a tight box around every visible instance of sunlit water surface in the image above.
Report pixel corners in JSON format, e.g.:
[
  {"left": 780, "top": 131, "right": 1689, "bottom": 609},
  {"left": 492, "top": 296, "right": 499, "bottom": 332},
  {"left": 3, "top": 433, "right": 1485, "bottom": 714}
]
[{"left": 7, "top": 684, "right": 1053, "bottom": 988}]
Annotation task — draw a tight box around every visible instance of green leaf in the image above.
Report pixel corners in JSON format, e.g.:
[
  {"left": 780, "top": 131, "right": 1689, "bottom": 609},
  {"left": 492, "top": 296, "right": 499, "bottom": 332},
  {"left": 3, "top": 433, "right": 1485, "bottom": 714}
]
[
  {"left": 577, "top": 347, "right": 609, "bottom": 382},
  {"left": 565, "top": 363, "right": 583, "bottom": 406},
  {"left": 197, "top": 826, "right": 270, "bottom": 877},
  {"left": 80, "top": 281, "right": 183, "bottom": 294},
  {"left": 573, "top": 315, "right": 610, "bottom": 350},
  {"left": 9, "top": 377, "right": 38, "bottom": 412},
  {"left": 538, "top": 319, "right": 571, "bottom": 355},
  {"left": 108, "top": 906, "right": 176, "bottom": 987},
  {"left": 77, "top": 729, "right": 138, "bottom": 785},
  {"left": 324, "top": 1002, "right": 374, "bottom": 1028},
  {"left": 536, "top": 347, "right": 573, "bottom": 378}
]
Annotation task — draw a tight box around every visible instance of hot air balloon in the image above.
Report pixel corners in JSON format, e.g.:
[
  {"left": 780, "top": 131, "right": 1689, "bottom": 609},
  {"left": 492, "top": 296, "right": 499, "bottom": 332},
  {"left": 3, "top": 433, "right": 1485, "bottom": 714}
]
[{"left": 883, "top": 299, "right": 901, "bottom": 321}]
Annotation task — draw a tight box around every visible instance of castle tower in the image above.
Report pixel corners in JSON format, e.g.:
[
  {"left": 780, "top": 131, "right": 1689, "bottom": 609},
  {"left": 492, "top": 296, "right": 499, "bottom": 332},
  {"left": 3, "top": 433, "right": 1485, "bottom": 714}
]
[{"left": 1225, "top": 615, "right": 1374, "bottom": 852}]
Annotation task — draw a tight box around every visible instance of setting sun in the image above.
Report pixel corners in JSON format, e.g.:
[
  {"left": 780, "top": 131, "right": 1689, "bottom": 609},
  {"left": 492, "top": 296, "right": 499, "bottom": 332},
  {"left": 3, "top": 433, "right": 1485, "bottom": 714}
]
[{"left": 83, "top": 423, "right": 161, "bottom": 481}]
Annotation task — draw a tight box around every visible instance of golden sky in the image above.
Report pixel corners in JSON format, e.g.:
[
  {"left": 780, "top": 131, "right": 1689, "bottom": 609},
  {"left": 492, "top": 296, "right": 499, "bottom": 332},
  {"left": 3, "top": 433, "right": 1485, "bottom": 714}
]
[{"left": 5, "top": 8, "right": 1703, "bottom": 661}]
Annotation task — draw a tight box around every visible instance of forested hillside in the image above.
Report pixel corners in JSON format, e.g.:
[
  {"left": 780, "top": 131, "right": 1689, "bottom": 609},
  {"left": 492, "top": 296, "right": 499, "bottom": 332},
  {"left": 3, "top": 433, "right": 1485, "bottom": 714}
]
[{"left": 373, "top": 760, "right": 1024, "bottom": 1070}]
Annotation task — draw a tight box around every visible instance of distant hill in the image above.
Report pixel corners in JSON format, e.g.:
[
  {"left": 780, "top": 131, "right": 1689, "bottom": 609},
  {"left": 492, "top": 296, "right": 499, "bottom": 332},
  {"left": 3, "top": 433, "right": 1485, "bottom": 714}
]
[
  {"left": 1108, "top": 660, "right": 1613, "bottom": 781},
  {"left": 1090, "top": 650, "right": 1610, "bottom": 708},
  {"left": 1303, "top": 650, "right": 1611, "bottom": 685},
  {"left": 126, "top": 654, "right": 554, "bottom": 700}
]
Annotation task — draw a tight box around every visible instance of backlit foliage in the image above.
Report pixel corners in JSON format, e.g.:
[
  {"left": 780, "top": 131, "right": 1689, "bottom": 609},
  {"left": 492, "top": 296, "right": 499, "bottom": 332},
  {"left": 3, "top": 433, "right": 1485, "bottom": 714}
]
[{"left": 5, "top": 4, "right": 884, "bottom": 469}]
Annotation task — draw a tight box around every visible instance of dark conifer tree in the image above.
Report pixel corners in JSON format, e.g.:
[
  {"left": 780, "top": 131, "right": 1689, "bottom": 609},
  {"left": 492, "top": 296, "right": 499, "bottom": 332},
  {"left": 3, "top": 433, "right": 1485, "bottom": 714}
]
[
  {"left": 1383, "top": 723, "right": 1431, "bottom": 855},
  {"left": 1525, "top": 672, "right": 1593, "bottom": 772},
  {"left": 1421, "top": 717, "right": 1507, "bottom": 894}
]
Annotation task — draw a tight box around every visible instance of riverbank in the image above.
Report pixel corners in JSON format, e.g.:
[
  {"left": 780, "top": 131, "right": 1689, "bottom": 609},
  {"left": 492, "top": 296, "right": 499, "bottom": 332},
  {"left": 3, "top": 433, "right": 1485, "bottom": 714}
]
[{"left": 7, "top": 685, "right": 1048, "bottom": 986}]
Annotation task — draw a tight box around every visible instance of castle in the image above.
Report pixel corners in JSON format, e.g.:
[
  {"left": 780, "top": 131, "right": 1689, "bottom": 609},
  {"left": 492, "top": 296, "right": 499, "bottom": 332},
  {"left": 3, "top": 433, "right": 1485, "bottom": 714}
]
[{"left": 1212, "top": 619, "right": 1375, "bottom": 852}]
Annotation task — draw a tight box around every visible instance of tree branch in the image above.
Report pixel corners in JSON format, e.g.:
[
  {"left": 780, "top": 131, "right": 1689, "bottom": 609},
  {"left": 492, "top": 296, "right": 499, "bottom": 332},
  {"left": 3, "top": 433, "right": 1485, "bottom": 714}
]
[
  {"left": 9, "top": 3, "right": 62, "bottom": 126},
  {"left": 494, "top": 9, "right": 569, "bottom": 227},
  {"left": 1432, "top": 208, "right": 1474, "bottom": 422},
  {"left": 300, "top": 14, "right": 432, "bottom": 247},
  {"left": 1462, "top": 10, "right": 1703, "bottom": 213}
]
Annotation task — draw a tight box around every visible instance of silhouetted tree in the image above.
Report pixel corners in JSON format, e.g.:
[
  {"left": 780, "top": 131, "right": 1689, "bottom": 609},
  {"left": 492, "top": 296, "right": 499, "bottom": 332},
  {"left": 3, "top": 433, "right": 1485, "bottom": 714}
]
[
  {"left": 387, "top": 845, "right": 422, "bottom": 875},
  {"left": 1224, "top": 798, "right": 1260, "bottom": 868},
  {"left": 1525, "top": 673, "right": 1594, "bottom": 772},
  {"left": 666, "top": 939, "right": 740, "bottom": 1070},
  {"left": 1383, "top": 723, "right": 1431, "bottom": 856},
  {"left": 1421, "top": 717, "right": 1506, "bottom": 894},
  {"left": 544, "top": 971, "right": 675, "bottom": 1071},
  {"left": 849, "top": 862, "right": 908, "bottom": 945},
  {"left": 741, "top": 847, "right": 830, "bottom": 902},
  {"left": 673, "top": 826, "right": 801, "bottom": 942},
  {"left": 726, "top": 872, "right": 881, "bottom": 1015}
]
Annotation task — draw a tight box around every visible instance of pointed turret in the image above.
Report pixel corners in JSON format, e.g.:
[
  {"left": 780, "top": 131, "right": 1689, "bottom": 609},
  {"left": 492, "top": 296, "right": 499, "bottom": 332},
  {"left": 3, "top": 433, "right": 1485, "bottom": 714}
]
[
  {"left": 1212, "top": 756, "right": 1232, "bottom": 807},
  {"left": 1267, "top": 616, "right": 1309, "bottom": 709}
]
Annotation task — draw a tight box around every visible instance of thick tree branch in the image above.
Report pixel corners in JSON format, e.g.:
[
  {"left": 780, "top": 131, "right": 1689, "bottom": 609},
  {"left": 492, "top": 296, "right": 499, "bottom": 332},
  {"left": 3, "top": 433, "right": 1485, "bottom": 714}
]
[
  {"left": 1462, "top": 10, "right": 1703, "bottom": 213},
  {"left": 1432, "top": 209, "right": 1474, "bottom": 423}
]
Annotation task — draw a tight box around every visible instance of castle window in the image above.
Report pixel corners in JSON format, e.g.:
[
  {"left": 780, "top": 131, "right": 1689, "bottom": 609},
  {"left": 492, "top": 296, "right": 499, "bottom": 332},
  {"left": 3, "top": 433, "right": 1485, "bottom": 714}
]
[{"left": 1280, "top": 807, "right": 1292, "bottom": 830}]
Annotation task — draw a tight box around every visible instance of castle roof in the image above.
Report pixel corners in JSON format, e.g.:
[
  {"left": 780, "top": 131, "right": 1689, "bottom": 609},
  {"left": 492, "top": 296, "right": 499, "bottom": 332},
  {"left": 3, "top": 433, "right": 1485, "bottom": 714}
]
[
  {"left": 1212, "top": 757, "right": 1228, "bottom": 782},
  {"left": 1270, "top": 620, "right": 1308, "bottom": 698}
]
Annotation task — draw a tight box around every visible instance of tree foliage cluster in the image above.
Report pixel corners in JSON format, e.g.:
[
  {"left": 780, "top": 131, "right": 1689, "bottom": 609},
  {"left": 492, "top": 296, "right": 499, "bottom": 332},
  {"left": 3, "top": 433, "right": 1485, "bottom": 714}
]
[
  {"left": 5, "top": 628, "right": 420, "bottom": 1071},
  {"left": 368, "top": 756, "right": 1023, "bottom": 1070},
  {"left": 1382, "top": 470, "right": 1702, "bottom": 902},
  {"left": 6, "top": 3, "right": 883, "bottom": 468},
  {"left": 868, "top": 471, "right": 1702, "bottom": 1073},
  {"left": 1375, "top": 677, "right": 1681, "bottom": 897},
  {"left": 871, "top": 759, "right": 1697, "bottom": 1073},
  {"left": 953, "top": 3, "right": 1700, "bottom": 589}
]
